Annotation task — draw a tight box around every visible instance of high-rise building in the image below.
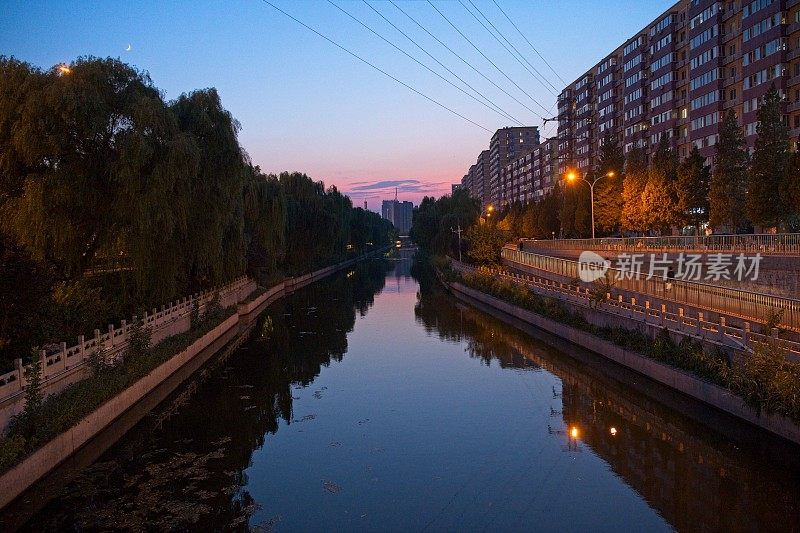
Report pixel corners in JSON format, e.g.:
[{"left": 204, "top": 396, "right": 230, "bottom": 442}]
[
  {"left": 381, "top": 198, "right": 414, "bottom": 235},
  {"left": 557, "top": 0, "right": 800, "bottom": 172},
  {"left": 489, "top": 127, "right": 540, "bottom": 207}
]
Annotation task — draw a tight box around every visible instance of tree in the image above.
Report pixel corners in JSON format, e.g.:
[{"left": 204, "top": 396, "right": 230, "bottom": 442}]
[
  {"left": 537, "top": 186, "right": 561, "bottom": 238},
  {"left": 593, "top": 131, "right": 626, "bottom": 233},
  {"left": 785, "top": 151, "right": 800, "bottom": 231},
  {"left": 675, "top": 146, "right": 711, "bottom": 233},
  {"left": 641, "top": 136, "right": 679, "bottom": 234},
  {"left": 171, "top": 89, "right": 246, "bottom": 290},
  {"left": 410, "top": 188, "right": 479, "bottom": 256},
  {"left": 710, "top": 110, "right": 749, "bottom": 232},
  {"left": 466, "top": 223, "right": 507, "bottom": 265},
  {"left": 747, "top": 85, "right": 789, "bottom": 230},
  {"left": 621, "top": 146, "right": 648, "bottom": 234}
]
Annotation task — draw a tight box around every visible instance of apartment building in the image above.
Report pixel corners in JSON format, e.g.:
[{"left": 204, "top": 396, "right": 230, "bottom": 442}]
[
  {"left": 460, "top": 149, "right": 491, "bottom": 207},
  {"left": 558, "top": 0, "right": 800, "bottom": 172},
  {"left": 499, "top": 137, "right": 560, "bottom": 205},
  {"left": 488, "top": 127, "right": 540, "bottom": 206}
]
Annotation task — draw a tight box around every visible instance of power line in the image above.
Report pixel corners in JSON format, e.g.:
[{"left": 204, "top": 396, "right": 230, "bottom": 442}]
[
  {"left": 463, "top": 0, "right": 559, "bottom": 95},
  {"left": 258, "top": 0, "right": 492, "bottom": 132},
  {"left": 389, "top": 0, "right": 545, "bottom": 123},
  {"left": 491, "top": 0, "right": 568, "bottom": 86},
  {"left": 326, "top": 0, "right": 521, "bottom": 126},
  {"left": 426, "top": 0, "right": 550, "bottom": 118},
  {"left": 363, "top": 0, "right": 524, "bottom": 126}
]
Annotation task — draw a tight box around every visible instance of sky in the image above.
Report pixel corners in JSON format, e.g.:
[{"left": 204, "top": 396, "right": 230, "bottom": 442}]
[{"left": 1, "top": 0, "right": 675, "bottom": 210}]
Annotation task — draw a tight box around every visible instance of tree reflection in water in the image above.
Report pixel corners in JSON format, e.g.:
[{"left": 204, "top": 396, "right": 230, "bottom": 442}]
[{"left": 14, "top": 258, "right": 392, "bottom": 531}]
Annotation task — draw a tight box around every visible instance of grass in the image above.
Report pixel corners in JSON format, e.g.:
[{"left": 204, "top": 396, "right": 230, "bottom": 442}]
[{"left": 455, "top": 269, "right": 800, "bottom": 423}]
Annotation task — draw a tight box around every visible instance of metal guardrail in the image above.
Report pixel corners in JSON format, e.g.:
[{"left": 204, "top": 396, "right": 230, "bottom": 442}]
[
  {"left": 452, "top": 261, "right": 800, "bottom": 359},
  {"left": 502, "top": 247, "right": 800, "bottom": 332},
  {"left": 522, "top": 233, "right": 800, "bottom": 255}
]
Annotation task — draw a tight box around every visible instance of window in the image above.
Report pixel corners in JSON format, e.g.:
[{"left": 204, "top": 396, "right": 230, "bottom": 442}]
[
  {"left": 743, "top": 13, "right": 782, "bottom": 42},
  {"left": 651, "top": 53, "right": 675, "bottom": 72},
  {"left": 624, "top": 36, "right": 644, "bottom": 56},
  {"left": 691, "top": 111, "right": 719, "bottom": 130},
  {"left": 624, "top": 54, "right": 643, "bottom": 72},
  {"left": 650, "top": 34, "right": 673, "bottom": 55},
  {"left": 625, "top": 71, "right": 644, "bottom": 87},
  {"left": 651, "top": 71, "right": 674, "bottom": 91},
  {"left": 691, "top": 90, "right": 720, "bottom": 110},
  {"left": 625, "top": 88, "right": 643, "bottom": 104},
  {"left": 743, "top": 0, "right": 774, "bottom": 18},
  {"left": 690, "top": 25, "right": 718, "bottom": 50},
  {"left": 690, "top": 47, "right": 718, "bottom": 69},
  {"left": 690, "top": 68, "right": 719, "bottom": 90},
  {"left": 690, "top": 4, "right": 718, "bottom": 29}
]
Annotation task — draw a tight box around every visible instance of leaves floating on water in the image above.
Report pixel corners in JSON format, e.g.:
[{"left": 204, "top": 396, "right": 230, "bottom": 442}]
[{"left": 323, "top": 480, "right": 342, "bottom": 494}]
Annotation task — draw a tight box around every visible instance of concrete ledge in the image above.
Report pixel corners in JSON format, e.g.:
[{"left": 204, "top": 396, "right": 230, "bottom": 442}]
[
  {"left": 0, "top": 312, "right": 238, "bottom": 509},
  {"left": 449, "top": 282, "right": 800, "bottom": 445}
]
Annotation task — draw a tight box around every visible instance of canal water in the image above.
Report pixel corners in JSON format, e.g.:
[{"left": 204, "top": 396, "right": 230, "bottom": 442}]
[{"left": 5, "top": 253, "right": 800, "bottom": 531}]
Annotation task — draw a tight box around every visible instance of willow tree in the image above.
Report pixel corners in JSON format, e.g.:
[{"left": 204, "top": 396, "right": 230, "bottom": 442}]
[
  {"left": 0, "top": 57, "right": 195, "bottom": 302},
  {"left": 171, "top": 88, "right": 246, "bottom": 290},
  {"left": 243, "top": 166, "right": 286, "bottom": 278}
]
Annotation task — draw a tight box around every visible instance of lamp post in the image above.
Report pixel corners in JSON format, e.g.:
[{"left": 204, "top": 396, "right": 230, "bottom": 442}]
[{"left": 566, "top": 170, "right": 615, "bottom": 240}]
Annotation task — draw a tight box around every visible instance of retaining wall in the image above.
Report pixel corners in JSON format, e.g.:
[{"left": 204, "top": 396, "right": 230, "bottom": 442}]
[{"left": 449, "top": 282, "right": 800, "bottom": 445}]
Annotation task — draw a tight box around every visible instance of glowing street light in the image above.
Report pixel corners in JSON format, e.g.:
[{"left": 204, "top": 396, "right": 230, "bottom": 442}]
[
  {"left": 570, "top": 426, "right": 579, "bottom": 439},
  {"left": 565, "top": 169, "right": 616, "bottom": 240},
  {"left": 58, "top": 64, "right": 72, "bottom": 75},
  {"left": 610, "top": 427, "right": 618, "bottom": 436}
]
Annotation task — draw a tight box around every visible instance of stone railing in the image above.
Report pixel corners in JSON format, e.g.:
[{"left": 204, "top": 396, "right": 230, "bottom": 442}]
[
  {"left": 502, "top": 246, "right": 800, "bottom": 332},
  {"left": 0, "top": 276, "right": 255, "bottom": 405},
  {"left": 453, "top": 260, "right": 800, "bottom": 359},
  {"left": 521, "top": 233, "right": 800, "bottom": 255}
]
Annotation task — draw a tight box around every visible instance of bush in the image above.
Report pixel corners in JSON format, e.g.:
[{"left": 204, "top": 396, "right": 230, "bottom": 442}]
[{"left": 0, "top": 306, "right": 236, "bottom": 475}]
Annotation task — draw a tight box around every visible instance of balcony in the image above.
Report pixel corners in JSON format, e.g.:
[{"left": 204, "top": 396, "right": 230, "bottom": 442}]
[
  {"left": 789, "top": 48, "right": 800, "bottom": 62},
  {"left": 788, "top": 101, "right": 800, "bottom": 113},
  {"left": 723, "top": 96, "right": 742, "bottom": 110},
  {"left": 789, "top": 21, "right": 800, "bottom": 35},
  {"left": 788, "top": 75, "right": 800, "bottom": 87},
  {"left": 789, "top": 0, "right": 800, "bottom": 7}
]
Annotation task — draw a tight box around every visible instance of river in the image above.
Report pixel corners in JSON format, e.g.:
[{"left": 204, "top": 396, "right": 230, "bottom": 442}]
[{"left": 3, "top": 252, "right": 800, "bottom": 531}]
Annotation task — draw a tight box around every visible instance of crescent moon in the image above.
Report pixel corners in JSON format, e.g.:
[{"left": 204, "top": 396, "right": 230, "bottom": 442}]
[{"left": 125, "top": 44, "right": 132, "bottom": 51}]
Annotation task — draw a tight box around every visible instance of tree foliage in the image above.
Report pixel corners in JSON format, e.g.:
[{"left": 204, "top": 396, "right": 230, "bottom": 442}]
[
  {"left": 747, "top": 85, "right": 788, "bottom": 229},
  {"left": 0, "top": 56, "right": 393, "bottom": 370},
  {"left": 675, "top": 146, "right": 710, "bottom": 232},
  {"left": 709, "top": 110, "right": 749, "bottom": 232},
  {"left": 593, "top": 131, "right": 626, "bottom": 232},
  {"left": 620, "top": 146, "right": 649, "bottom": 233}
]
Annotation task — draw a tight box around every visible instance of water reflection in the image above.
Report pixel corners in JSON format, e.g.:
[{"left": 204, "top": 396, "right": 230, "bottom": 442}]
[{"left": 5, "top": 254, "right": 800, "bottom": 531}]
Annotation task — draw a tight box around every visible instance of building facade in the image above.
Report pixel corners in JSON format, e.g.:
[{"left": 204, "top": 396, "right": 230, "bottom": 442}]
[
  {"left": 381, "top": 199, "right": 414, "bottom": 235},
  {"left": 489, "top": 127, "right": 540, "bottom": 207},
  {"left": 461, "top": 0, "right": 800, "bottom": 209},
  {"left": 558, "top": 0, "right": 800, "bottom": 171}
]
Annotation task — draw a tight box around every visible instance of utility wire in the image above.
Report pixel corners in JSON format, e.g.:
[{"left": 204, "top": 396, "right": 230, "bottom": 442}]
[
  {"left": 491, "top": 0, "right": 568, "bottom": 86},
  {"left": 463, "top": 0, "right": 559, "bottom": 95},
  {"left": 327, "top": 0, "right": 521, "bottom": 126},
  {"left": 259, "top": 0, "right": 491, "bottom": 132},
  {"left": 389, "top": 0, "right": 545, "bottom": 123},
  {"left": 363, "top": 0, "right": 523, "bottom": 126},
  {"left": 426, "top": 0, "right": 550, "bottom": 118}
]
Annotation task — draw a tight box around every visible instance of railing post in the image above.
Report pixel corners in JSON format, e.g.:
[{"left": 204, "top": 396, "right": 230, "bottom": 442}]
[
  {"left": 108, "top": 324, "right": 115, "bottom": 347},
  {"left": 14, "top": 358, "right": 24, "bottom": 388},
  {"left": 78, "top": 335, "right": 85, "bottom": 360},
  {"left": 743, "top": 322, "right": 750, "bottom": 345}
]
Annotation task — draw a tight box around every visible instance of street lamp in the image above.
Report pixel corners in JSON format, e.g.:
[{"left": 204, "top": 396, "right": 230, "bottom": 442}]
[
  {"left": 58, "top": 64, "right": 72, "bottom": 75},
  {"left": 566, "top": 170, "right": 615, "bottom": 240}
]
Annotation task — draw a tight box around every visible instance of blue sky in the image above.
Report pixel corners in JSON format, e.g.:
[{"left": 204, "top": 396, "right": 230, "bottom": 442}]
[{"left": 1, "top": 0, "right": 675, "bottom": 209}]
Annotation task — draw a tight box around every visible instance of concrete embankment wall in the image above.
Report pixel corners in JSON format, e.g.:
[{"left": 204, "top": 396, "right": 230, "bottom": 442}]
[
  {"left": 448, "top": 282, "right": 800, "bottom": 446},
  {"left": 0, "top": 249, "right": 386, "bottom": 510}
]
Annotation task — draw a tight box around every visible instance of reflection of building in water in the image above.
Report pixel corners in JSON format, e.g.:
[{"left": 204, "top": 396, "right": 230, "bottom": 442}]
[
  {"left": 495, "top": 328, "right": 800, "bottom": 532},
  {"left": 415, "top": 294, "right": 800, "bottom": 532}
]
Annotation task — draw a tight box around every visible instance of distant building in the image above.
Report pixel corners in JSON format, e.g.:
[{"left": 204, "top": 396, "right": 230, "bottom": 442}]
[
  {"left": 489, "top": 127, "right": 540, "bottom": 207},
  {"left": 452, "top": 183, "right": 462, "bottom": 194},
  {"left": 382, "top": 198, "right": 414, "bottom": 234}
]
